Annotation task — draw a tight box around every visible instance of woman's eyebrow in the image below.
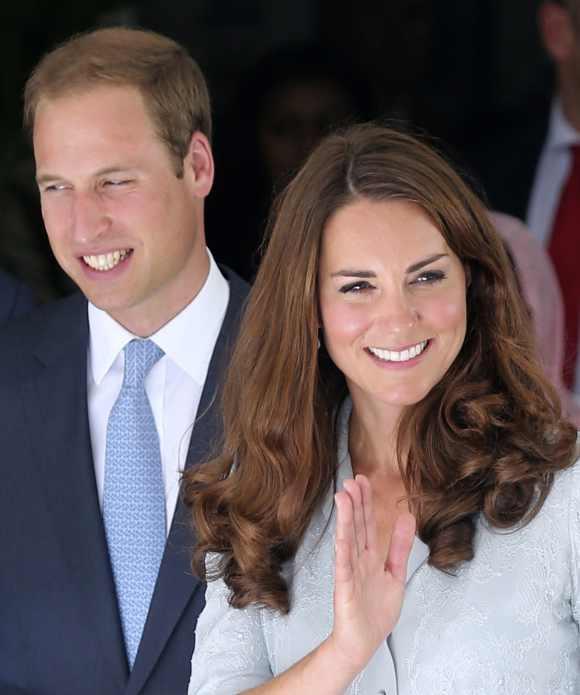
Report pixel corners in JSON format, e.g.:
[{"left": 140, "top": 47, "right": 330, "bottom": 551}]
[
  {"left": 330, "top": 269, "right": 376, "bottom": 278},
  {"left": 330, "top": 254, "right": 449, "bottom": 278},
  {"left": 406, "top": 253, "right": 448, "bottom": 273}
]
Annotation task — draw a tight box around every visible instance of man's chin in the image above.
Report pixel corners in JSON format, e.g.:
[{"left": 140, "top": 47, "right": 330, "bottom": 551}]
[{"left": 82, "top": 288, "right": 136, "bottom": 316}]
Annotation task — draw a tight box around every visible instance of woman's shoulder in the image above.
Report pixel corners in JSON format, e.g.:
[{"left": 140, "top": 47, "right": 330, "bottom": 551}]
[
  {"left": 530, "top": 441, "right": 580, "bottom": 546},
  {"left": 549, "top": 440, "right": 580, "bottom": 504},
  {"left": 478, "top": 442, "right": 580, "bottom": 555}
]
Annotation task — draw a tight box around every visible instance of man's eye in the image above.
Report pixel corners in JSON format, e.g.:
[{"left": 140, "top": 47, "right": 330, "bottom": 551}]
[
  {"left": 42, "top": 183, "right": 68, "bottom": 193},
  {"left": 104, "top": 179, "right": 131, "bottom": 187},
  {"left": 412, "top": 270, "right": 446, "bottom": 285},
  {"left": 339, "top": 280, "right": 373, "bottom": 294}
]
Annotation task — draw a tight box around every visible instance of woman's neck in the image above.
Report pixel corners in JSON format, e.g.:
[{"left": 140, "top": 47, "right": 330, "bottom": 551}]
[{"left": 348, "top": 398, "right": 406, "bottom": 481}]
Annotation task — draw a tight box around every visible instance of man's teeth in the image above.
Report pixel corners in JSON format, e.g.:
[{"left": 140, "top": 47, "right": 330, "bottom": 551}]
[
  {"left": 83, "top": 249, "right": 130, "bottom": 271},
  {"left": 368, "top": 340, "right": 428, "bottom": 363}
]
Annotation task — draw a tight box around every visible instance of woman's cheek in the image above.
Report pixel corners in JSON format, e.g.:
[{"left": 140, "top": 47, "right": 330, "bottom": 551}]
[
  {"left": 322, "top": 301, "right": 371, "bottom": 344},
  {"left": 422, "top": 292, "right": 467, "bottom": 331}
]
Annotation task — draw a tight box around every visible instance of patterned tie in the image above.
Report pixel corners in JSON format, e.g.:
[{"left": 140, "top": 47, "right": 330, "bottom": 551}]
[
  {"left": 549, "top": 145, "right": 580, "bottom": 389},
  {"left": 103, "top": 338, "right": 166, "bottom": 668}
]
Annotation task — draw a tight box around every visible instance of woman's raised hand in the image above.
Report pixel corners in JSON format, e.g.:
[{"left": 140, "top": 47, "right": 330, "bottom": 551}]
[
  {"left": 329, "top": 474, "right": 416, "bottom": 673},
  {"left": 240, "top": 475, "right": 416, "bottom": 694}
]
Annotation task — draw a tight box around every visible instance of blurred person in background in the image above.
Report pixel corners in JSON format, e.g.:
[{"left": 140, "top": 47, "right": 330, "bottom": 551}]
[
  {"left": 207, "top": 41, "right": 373, "bottom": 281},
  {"left": 490, "top": 210, "right": 580, "bottom": 425},
  {"left": 526, "top": 0, "right": 580, "bottom": 394},
  {"left": 476, "top": 0, "right": 580, "bottom": 396}
]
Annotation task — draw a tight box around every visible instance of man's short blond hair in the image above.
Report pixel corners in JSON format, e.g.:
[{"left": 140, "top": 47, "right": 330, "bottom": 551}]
[{"left": 24, "top": 27, "right": 212, "bottom": 176}]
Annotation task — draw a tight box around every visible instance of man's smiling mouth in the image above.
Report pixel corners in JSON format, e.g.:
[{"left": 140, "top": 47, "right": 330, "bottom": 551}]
[{"left": 82, "top": 248, "right": 133, "bottom": 271}]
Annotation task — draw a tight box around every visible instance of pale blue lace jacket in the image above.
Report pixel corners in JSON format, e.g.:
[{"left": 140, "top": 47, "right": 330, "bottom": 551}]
[{"left": 188, "top": 403, "right": 580, "bottom": 695}]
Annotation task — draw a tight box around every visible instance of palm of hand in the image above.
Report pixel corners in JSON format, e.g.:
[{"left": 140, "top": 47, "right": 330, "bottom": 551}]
[{"left": 331, "top": 476, "right": 415, "bottom": 673}]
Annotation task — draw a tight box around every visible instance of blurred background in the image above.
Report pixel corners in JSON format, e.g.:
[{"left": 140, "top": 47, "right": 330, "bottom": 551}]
[{"left": 0, "top": 0, "right": 554, "bottom": 294}]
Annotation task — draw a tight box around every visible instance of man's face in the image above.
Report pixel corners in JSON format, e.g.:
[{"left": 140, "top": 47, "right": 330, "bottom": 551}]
[{"left": 33, "top": 84, "right": 212, "bottom": 335}]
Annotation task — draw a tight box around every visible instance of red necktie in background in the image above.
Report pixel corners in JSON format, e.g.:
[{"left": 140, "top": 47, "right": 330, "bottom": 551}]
[{"left": 549, "top": 144, "right": 580, "bottom": 389}]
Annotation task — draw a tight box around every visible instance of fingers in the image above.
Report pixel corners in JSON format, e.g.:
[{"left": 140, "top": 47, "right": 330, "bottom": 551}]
[
  {"left": 356, "top": 474, "right": 377, "bottom": 553},
  {"left": 385, "top": 512, "right": 416, "bottom": 584},
  {"left": 343, "top": 478, "right": 366, "bottom": 555},
  {"left": 334, "top": 491, "right": 355, "bottom": 585}
]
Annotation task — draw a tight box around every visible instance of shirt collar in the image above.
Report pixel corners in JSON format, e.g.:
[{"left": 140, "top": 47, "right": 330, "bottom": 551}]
[
  {"left": 546, "top": 97, "right": 580, "bottom": 151},
  {"left": 88, "top": 303, "right": 134, "bottom": 386},
  {"left": 88, "top": 250, "right": 229, "bottom": 386},
  {"left": 152, "top": 251, "right": 229, "bottom": 385}
]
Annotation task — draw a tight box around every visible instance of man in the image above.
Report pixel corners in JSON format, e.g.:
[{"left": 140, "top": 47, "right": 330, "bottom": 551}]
[
  {"left": 0, "top": 270, "right": 35, "bottom": 322},
  {"left": 0, "top": 28, "right": 247, "bottom": 694},
  {"left": 526, "top": 0, "right": 580, "bottom": 393},
  {"left": 477, "top": 0, "right": 579, "bottom": 394}
]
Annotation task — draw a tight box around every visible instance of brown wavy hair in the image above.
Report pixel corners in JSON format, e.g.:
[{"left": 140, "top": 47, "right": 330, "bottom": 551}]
[{"left": 183, "top": 124, "right": 577, "bottom": 613}]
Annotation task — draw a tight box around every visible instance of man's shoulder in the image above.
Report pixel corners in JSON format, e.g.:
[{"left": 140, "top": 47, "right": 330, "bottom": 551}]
[
  {"left": 0, "top": 291, "right": 87, "bottom": 362},
  {"left": 466, "top": 95, "right": 551, "bottom": 218},
  {"left": 221, "top": 265, "right": 250, "bottom": 302},
  {"left": 0, "top": 270, "right": 37, "bottom": 322},
  {"left": 219, "top": 264, "right": 250, "bottom": 327}
]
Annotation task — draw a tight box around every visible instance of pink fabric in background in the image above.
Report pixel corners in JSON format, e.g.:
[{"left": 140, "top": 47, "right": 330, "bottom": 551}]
[{"left": 489, "top": 211, "right": 580, "bottom": 427}]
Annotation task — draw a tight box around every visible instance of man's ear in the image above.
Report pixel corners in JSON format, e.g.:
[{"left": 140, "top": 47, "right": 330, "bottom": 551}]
[
  {"left": 183, "top": 131, "right": 214, "bottom": 198},
  {"left": 538, "top": 1, "right": 577, "bottom": 64}
]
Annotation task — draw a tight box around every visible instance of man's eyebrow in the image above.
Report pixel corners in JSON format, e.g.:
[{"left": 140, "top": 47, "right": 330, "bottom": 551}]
[
  {"left": 36, "top": 173, "right": 61, "bottom": 185},
  {"left": 36, "top": 165, "right": 134, "bottom": 185}
]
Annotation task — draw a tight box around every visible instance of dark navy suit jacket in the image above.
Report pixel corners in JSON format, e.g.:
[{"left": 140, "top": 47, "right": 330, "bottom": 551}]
[
  {"left": 0, "top": 270, "right": 36, "bottom": 324},
  {"left": 466, "top": 97, "right": 551, "bottom": 222},
  {"left": 0, "top": 268, "right": 248, "bottom": 695}
]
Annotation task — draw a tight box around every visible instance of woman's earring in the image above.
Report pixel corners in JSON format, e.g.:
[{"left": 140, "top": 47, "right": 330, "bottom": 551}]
[{"left": 317, "top": 337, "right": 321, "bottom": 350}]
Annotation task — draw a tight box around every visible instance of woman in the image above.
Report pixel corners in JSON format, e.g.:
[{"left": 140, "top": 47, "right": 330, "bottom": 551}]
[{"left": 185, "top": 125, "right": 579, "bottom": 694}]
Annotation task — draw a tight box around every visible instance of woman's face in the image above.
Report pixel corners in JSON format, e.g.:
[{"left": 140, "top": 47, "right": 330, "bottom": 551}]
[{"left": 318, "top": 198, "right": 467, "bottom": 414}]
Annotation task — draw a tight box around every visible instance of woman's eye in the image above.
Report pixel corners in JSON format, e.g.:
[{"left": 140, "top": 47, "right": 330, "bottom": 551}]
[
  {"left": 339, "top": 280, "right": 374, "bottom": 294},
  {"left": 412, "top": 270, "right": 446, "bottom": 285}
]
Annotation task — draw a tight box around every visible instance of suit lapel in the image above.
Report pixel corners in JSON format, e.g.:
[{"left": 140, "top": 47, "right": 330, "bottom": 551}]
[
  {"left": 25, "top": 294, "right": 128, "bottom": 688},
  {"left": 128, "top": 271, "right": 247, "bottom": 694}
]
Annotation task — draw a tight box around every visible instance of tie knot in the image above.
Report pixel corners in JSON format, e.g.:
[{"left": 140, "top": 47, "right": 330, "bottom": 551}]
[
  {"left": 571, "top": 144, "right": 580, "bottom": 165},
  {"left": 123, "top": 339, "right": 164, "bottom": 388}
]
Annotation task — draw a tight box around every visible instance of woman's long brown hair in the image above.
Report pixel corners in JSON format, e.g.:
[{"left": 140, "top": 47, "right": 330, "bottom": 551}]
[{"left": 183, "top": 124, "right": 578, "bottom": 613}]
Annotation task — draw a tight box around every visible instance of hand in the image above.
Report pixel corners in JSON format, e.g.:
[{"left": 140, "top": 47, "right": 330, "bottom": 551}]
[{"left": 329, "top": 474, "right": 416, "bottom": 674}]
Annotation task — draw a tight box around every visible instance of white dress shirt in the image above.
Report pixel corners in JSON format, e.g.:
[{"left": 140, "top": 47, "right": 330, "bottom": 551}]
[
  {"left": 527, "top": 99, "right": 580, "bottom": 393},
  {"left": 87, "top": 250, "right": 229, "bottom": 534}
]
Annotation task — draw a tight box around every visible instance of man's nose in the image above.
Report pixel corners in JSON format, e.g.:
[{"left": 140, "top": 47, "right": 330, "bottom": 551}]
[{"left": 71, "top": 191, "right": 111, "bottom": 244}]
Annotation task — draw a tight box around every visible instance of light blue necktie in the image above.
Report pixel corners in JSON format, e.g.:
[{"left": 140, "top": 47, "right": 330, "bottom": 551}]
[{"left": 103, "top": 338, "right": 166, "bottom": 668}]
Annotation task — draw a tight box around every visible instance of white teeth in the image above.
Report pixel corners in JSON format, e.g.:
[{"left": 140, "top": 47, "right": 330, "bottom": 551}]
[
  {"left": 82, "top": 249, "right": 129, "bottom": 271},
  {"left": 368, "top": 340, "right": 428, "bottom": 363}
]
